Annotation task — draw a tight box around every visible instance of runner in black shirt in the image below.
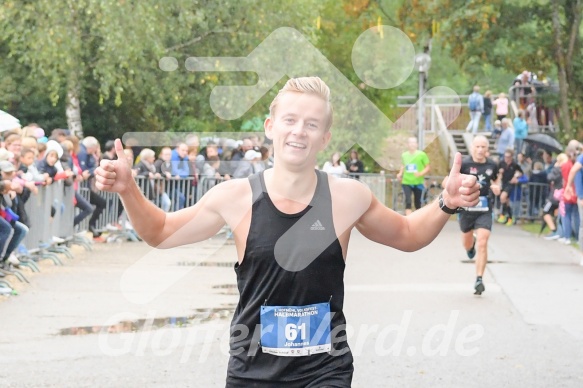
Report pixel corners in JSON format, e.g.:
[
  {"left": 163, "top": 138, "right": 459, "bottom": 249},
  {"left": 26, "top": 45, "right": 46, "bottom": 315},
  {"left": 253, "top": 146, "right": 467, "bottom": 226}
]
[
  {"left": 496, "top": 149, "right": 523, "bottom": 225},
  {"left": 95, "top": 77, "right": 481, "bottom": 385},
  {"left": 458, "top": 136, "right": 501, "bottom": 295}
]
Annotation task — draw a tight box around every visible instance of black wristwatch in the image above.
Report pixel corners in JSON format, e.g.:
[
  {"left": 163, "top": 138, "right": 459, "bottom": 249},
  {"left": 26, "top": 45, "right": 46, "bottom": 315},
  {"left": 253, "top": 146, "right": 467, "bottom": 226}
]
[{"left": 438, "top": 193, "right": 458, "bottom": 214}]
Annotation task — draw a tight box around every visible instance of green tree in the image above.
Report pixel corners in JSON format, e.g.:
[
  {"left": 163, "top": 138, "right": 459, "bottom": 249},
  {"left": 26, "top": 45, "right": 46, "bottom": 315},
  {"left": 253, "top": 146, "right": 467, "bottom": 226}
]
[
  {"left": 0, "top": 0, "right": 320, "bottom": 139},
  {"left": 398, "top": 0, "right": 583, "bottom": 138}
]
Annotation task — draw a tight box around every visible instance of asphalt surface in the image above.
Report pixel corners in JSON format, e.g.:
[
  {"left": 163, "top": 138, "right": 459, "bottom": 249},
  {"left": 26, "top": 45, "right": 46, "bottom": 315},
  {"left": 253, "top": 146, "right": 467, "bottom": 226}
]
[{"left": 0, "top": 221, "right": 582, "bottom": 387}]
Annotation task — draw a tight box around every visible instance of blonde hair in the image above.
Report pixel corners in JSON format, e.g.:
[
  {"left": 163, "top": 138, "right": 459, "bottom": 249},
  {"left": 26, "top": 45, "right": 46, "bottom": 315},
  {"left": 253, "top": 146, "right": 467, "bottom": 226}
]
[
  {"left": 61, "top": 140, "right": 73, "bottom": 152},
  {"left": 21, "top": 125, "right": 39, "bottom": 138},
  {"left": 556, "top": 153, "right": 568, "bottom": 165},
  {"left": 21, "top": 136, "right": 38, "bottom": 150},
  {"left": 139, "top": 148, "right": 155, "bottom": 160},
  {"left": 4, "top": 133, "right": 21, "bottom": 147},
  {"left": 269, "top": 77, "right": 333, "bottom": 131}
]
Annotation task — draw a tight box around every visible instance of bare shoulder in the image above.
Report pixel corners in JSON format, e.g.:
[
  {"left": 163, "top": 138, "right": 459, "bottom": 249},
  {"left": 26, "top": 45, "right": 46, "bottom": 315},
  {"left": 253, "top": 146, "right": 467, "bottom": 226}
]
[
  {"left": 204, "top": 178, "right": 252, "bottom": 212},
  {"left": 327, "top": 175, "right": 373, "bottom": 226},
  {"left": 328, "top": 176, "right": 372, "bottom": 203}
]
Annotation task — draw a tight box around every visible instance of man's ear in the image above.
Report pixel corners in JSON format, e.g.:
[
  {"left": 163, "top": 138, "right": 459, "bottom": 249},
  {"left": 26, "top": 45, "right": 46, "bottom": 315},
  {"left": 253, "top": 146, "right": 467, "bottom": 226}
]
[
  {"left": 319, "top": 130, "right": 332, "bottom": 151},
  {"left": 264, "top": 117, "right": 273, "bottom": 140}
]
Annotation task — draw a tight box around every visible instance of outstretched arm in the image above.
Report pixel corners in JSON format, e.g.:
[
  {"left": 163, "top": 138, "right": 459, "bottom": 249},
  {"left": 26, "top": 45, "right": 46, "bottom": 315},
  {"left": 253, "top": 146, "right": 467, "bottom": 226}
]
[
  {"left": 356, "top": 153, "right": 479, "bottom": 251},
  {"left": 94, "top": 139, "right": 228, "bottom": 248}
]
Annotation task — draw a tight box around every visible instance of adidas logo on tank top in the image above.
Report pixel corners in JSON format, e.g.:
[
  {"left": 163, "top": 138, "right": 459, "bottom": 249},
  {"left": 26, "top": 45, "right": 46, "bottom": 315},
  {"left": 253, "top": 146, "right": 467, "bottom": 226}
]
[{"left": 310, "top": 220, "right": 325, "bottom": 231}]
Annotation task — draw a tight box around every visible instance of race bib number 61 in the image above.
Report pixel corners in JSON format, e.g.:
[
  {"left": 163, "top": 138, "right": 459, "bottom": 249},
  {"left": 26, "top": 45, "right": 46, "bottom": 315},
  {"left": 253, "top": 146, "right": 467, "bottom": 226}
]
[{"left": 260, "top": 302, "right": 332, "bottom": 357}]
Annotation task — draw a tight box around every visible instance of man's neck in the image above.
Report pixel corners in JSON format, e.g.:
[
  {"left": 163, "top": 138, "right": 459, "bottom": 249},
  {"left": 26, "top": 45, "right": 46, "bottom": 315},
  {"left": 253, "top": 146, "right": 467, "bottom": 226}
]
[{"left": 264, "top": 165, "right": 318, "bottom": 205}]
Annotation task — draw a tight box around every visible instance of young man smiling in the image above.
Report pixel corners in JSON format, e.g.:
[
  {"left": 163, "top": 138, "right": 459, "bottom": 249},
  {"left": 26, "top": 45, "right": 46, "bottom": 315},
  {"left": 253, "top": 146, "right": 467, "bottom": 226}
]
[{"left": 95, "top": 77, "right": 480, "bottom": 387}]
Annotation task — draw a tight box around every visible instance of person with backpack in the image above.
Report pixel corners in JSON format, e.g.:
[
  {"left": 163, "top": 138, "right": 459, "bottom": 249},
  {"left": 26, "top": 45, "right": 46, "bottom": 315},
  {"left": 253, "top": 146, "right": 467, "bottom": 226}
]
[{"left": 465, "top": 85, "right": 484, "bottom": 134}]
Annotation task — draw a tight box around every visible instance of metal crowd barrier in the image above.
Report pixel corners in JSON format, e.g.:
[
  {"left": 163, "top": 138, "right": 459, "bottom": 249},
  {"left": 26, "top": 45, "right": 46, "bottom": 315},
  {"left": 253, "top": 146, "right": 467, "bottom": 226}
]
[
  {"left": 78, "top": 181, "right": 136, "bottom": 242},
  {"left": 134, "top": 176, "right": 198, "bottom": 211},
  {"left": 388, "top": 176, "right": 550, "bottom": 220},
  {"left": 491, "top": 182, "right": 549, "bottom": 221},
  {"left": 77, "top": 174, "right": 554, "bottom": 235},
  {"left": 345, "top": 173, "right": 388, "bottom": 206},
  {"left": 196, "top": 176, "right": 224, "bottom": 202},
  {"left": 23, "top": 181, "right": 75, "bottom": 249},
  {"left": 388, "top": 175, "right": 445, "bottom": 214}
]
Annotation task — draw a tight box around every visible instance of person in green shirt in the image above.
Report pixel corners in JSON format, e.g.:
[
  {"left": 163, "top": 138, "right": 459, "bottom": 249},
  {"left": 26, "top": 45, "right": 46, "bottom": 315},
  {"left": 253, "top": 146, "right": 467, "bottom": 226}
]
[{"left": 397, "top": 137, "right": 431, "bottom": 215}]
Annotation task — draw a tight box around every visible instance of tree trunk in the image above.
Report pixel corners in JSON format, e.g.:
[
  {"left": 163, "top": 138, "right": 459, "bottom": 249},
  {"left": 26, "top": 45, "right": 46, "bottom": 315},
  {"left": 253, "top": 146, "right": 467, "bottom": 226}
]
[
  {"left": 66, "top": 87, "right": 83, "bottom": 137},
  {"left": 566, "top": 0, "right": 582, "bottom": 133},
  {"left": 552, "top": 0, "right": 572, "bottom": 136},
  {"left": 565, "top": 0, "right": 582, "bottom": 84}
]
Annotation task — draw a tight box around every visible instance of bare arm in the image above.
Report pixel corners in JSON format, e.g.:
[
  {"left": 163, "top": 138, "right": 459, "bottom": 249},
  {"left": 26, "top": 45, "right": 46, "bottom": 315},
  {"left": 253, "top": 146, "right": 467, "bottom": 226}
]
[
  {"left": 565, "top": 161, "right": 582, "bottom": 196},
  {"left": 396, "top": 166, "right": 404, "bottom": 180},
  {"left": 355, "top": 193, "right": 451, "bottom": 251},
  {"left": 95, "top": 139, "right": 233, "bottom": 248},
  {"left": 416, "top": 163, "right": 431, "bottom": 178}
]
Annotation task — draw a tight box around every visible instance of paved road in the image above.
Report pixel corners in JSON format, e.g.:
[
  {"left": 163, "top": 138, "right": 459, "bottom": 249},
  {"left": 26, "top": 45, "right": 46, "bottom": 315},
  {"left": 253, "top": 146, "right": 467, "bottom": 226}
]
[{"left": 0, "top": 221, "right": 582, "bottom": 387}]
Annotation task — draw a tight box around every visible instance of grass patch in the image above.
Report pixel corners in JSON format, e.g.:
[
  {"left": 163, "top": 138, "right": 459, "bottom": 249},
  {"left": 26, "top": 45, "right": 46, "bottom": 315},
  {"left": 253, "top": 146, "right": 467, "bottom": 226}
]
[{"left": 521, "top": 221, "right": 543, "bottom": 236}]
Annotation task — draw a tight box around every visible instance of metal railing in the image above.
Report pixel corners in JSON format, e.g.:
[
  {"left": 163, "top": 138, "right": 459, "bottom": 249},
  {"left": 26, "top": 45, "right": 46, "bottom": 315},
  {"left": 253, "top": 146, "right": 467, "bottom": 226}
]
[{"left": 23, "top": 181, "right": 75, "bottom": 249}]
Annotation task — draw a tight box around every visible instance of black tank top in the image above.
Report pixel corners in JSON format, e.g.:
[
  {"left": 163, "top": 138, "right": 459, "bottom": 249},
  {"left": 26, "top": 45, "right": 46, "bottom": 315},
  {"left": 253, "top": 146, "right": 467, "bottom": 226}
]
[{"left": 226, "top": 170, "right": 353, "bottom": 386}]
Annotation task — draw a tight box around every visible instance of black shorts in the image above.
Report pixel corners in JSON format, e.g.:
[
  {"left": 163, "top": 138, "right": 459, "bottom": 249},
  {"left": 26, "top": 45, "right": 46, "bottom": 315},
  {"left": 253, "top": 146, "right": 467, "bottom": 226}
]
[
  {"left": 543, "top": 200, "right": 558, "bottom": 216},
  {"left": 458, "top": 211, "right": 493, "bottom": 233},
  {"left": 502, "top": 183, "right": 516, "bottom": 195},
  {"left": 226, "top": 365, "right": 353, "bottom": 388}
]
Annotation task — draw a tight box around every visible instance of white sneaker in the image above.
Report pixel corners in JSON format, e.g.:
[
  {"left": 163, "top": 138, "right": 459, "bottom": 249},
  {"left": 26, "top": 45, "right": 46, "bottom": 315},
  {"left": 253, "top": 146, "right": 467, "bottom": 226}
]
[
  {"left": 124, "top": 221, "right": 134, "bottom": 230},
  {"left": 0, "top": 285, "right": 14, "bottom": 295},
  {"left": 557, "top": 237, "right": 570, "bottom": 244},
  {"left": 52, "top": 236, "right": 65, "bottom": 244},
  {"left": 105, "top": 223, "right": 120, "bottom": 232},
  {"left": 7, "top": 253, "right": 21, "bottom": 267}
]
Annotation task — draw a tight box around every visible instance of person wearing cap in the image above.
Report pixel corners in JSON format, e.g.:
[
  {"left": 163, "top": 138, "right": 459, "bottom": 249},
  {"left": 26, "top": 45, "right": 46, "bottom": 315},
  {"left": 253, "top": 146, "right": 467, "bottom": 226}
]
[
  {"left": 95, "top": 77, "right": 480, "bottom": 385},
  {"left": 37, "top": 141, "right": 74, "bottom": 183},
  {"left": 0, "top": 159, "right": 38, "bottom": 197},
  {"left": 233, "top": 149, "right": 261, "bottom": 179}
]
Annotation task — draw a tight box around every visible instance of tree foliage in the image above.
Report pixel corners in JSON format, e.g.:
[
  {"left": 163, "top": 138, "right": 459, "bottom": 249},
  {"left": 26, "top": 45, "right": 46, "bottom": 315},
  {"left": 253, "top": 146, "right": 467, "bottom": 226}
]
[
  {"left": 0, "top": 0, "right": 321, "bottom": 139},
  {"left": 398, "top": 0, "right": 583, "bottom": 138}
]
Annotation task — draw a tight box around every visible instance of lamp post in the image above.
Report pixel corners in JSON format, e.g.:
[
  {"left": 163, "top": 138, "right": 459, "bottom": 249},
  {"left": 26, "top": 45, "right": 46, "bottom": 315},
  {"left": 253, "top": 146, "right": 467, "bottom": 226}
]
[{"left": 415, "top": 53, "right": 431, "bottom": 150}]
